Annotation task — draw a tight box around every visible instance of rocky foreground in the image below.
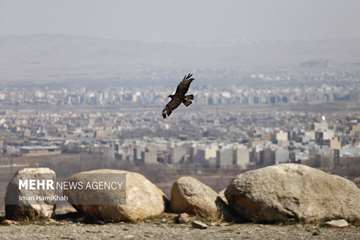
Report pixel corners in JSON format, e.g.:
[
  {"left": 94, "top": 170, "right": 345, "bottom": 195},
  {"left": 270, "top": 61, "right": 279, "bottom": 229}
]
[{"left": 2, "top": 164, "right": 360, "bottom": 239}]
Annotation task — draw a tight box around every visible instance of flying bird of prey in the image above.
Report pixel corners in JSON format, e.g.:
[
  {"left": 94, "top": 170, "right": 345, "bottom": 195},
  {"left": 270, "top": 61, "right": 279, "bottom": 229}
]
[{"left": 162, "top": 73, "right": 195, "bottom": 119}]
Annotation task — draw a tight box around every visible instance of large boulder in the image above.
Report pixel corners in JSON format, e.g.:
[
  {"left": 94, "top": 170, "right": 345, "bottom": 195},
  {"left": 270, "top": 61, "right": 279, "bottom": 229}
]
[
  {"left": 170, "top": 176, "right": 225, "bottom": 220},
  {"left": 5, "top": 168, "right": 56, "bottom": 221},
  {"left": 64, "top": 169, "right": 168, "bottom": 222},
  {"left": 225, "top": 164, "right": 360, "bottom": 224}
]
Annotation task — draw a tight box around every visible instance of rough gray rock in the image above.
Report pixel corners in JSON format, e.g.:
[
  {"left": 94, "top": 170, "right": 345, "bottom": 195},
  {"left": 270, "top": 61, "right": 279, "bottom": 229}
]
[
  {"left": 325, "top": 219, "right": 349, "bottom": 228},
  {"left": 177, "top": 213, "right": 190, "bottom": 224},
  {"left": 225, "top": 164, "right": 360, "bottom": 224},
  {"left": 191, "top": 220, "right": 208, "bottom": 229},
  {"left": 5, "top": 168, "right": 56, "bottom": 221},
  {"left": 0, "top": 219, "right": 18, "bottom": 226},
  {"left": 64, "top": 169, "right": 168, "bottom": 222},
  {"left": 170, "top": 176, "right": 225, "bottom": 220}
]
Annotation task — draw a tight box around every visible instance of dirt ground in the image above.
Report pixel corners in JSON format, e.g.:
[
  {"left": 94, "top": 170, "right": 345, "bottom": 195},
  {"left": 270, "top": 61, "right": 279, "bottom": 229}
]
[
  {"left": 1, "top": 213, "right": 360, "bottom": 240},
  {"left": 1, "top": 222, "right": 360, "bottom": 240}
]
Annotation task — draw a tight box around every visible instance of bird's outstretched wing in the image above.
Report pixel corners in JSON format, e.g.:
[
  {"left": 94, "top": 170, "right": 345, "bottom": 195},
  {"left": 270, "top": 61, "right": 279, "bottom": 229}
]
[{"left": 174, "top": 73, "right": 194, "bottom": 97}]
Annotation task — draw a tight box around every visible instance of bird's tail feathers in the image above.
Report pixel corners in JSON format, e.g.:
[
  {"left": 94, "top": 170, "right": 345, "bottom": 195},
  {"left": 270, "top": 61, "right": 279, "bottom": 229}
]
[
  {"left": 185, "top": 94, "right": 194, "bottom": 100},
  {"left": 183, "top": 100, "right": 192, "bottom": 107}
]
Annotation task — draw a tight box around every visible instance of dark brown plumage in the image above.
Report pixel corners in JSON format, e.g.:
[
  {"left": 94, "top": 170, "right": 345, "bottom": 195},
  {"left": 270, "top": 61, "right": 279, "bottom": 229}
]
[{"left": 162, "top": 73, "right": 195, "bottom": 119}]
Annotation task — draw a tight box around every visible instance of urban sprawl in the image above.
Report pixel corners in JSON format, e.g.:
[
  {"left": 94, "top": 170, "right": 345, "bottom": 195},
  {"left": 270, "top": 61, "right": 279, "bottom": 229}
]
[{"left": 1, "top": 74, "right": 360, "bottom": 173}]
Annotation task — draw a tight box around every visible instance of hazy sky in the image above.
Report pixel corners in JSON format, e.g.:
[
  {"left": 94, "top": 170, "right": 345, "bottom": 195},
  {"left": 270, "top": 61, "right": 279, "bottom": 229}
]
[{"left": 0, "top": 0, "right": 359, "bottom": 42}]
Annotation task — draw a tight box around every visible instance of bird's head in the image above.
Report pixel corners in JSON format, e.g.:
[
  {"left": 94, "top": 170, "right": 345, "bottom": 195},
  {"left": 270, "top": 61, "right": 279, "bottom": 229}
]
[{"left": 168, "top": 94, "right": 175, "bottom": 99}]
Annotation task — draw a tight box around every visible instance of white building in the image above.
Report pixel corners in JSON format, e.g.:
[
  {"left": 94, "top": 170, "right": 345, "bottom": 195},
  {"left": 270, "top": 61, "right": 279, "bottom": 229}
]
[
  {"left": 276, "top": 130, "right": 289, "bottom": 147},
  {"left": 216, "top": 146, "right": 234, "bottom": 169},
  {"left": 275, "top": 147, "right": 289, "bottom": 164},
  {"left": 234, "top": 144, "right": 250, "bottom": 169}
]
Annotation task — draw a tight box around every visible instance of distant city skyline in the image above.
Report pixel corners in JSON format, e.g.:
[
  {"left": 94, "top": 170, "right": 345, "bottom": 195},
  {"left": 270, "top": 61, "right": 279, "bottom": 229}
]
[{"left": 1, "top": 0, "right": 360, "bottom": 42}]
